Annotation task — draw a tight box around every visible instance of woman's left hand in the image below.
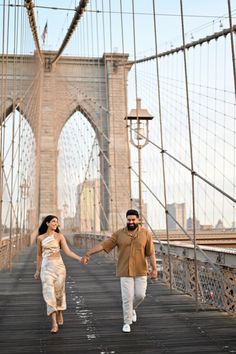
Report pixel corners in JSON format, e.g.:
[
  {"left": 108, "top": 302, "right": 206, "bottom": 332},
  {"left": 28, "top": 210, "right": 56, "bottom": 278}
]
[{"left": 34, "top": 270, "right": 40, "bottom": 279}]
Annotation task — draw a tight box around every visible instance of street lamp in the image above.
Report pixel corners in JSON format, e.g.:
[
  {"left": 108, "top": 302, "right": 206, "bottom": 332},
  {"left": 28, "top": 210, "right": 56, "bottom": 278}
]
[
  {"left": 126, "top": 98, "right": 153, "bottom": 225},
  {"left": 18, "top": 178, "right": 30, "bottom": 254},
  {"left": 63, "top": 202, "right": 69, "bottom": 217},
  {"left": 20, "top": 178, "right": 30, "bottom": 234},
  {"left": 63, "top": 202, "right": 69, "bottom": 229}
]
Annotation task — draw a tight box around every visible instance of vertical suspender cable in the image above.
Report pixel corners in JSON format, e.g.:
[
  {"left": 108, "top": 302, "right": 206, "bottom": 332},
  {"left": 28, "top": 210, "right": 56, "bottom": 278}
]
[
  {"left": 8, "top": 1, "right": 18, "bottom": 271},
  {"left": 131, "top": 0, "right": 143, "bottom": 224},
  {"left": 5, "top": 4, "right": 12, "bottom": 270},
  {"left": 16, "top": 110, "right": 22, "bottom": 250},
  {"left": 179, "top": 0, "right": 198, "bottom": 310},
  {"left": 95, "top": 0, "right": 106, "bottom": 231},
  {"left": 14, "top": 0, "right": 21, "bottom": 255},
  {"left": 9, "top": 113, "right": 16, "bottom": 272},
  {"left": 152, "top": 0, "right": 173, "bottom": 291},
  {"left": 120, "top": 0, "right": 132, "bottom": 209},
  {"left": 90, "top": 0, "right": 99, "bottom": 232},
  {"left": 227, "top": 0, "right": 236, "bottom": 97},
  {"left": 227, "top": 0, "right": 236, "bottom": 228},
  {"left": 90, "top": 0, "right": 94, "bottom": 58},
  {"left": 0, "top": 0, "right": 6, "bottom": 241},
  {"left": 101, "top": 0, "right": 113, "bottom": 232},
  {"left": 228, "top": 0, "right": 236, "bottom": 224},
  {"left": 108, "top": 0, "right": 118, "bottom": 230},
  {"left": 13, "top": 0, "right": 20, "bottom": 257}
]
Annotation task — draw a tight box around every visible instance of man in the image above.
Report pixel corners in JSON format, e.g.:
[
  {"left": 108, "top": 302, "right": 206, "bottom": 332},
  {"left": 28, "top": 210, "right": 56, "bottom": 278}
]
[{"left": 81, "top": 209, "right": 157, "bottom": 333}]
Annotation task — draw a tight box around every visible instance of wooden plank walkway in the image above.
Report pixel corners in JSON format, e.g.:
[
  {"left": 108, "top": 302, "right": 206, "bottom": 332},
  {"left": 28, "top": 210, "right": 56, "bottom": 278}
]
[{"left": 1, "top": 244, "right": 236, "bottom": 354}]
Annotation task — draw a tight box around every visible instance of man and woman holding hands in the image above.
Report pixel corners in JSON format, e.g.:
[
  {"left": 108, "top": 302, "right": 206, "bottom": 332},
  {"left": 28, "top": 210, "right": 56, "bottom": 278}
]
[{"left": 34, "top": 209, "right": 157, "bottom": 334}]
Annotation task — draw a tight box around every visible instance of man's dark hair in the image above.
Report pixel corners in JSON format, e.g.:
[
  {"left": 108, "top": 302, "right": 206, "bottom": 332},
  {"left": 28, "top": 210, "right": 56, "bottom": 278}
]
[{"left": 126, "top": 209, "right": 139, "bottom": 218}]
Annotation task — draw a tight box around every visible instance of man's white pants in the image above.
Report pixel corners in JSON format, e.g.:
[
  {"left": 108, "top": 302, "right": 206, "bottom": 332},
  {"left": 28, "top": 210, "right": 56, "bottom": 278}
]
[{"left": 120, "top": 276, "right": 147, "bottom": 325}]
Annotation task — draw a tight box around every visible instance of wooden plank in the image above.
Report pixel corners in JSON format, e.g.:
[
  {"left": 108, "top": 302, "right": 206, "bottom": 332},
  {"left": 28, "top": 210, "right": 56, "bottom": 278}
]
[{"left": 1, "top": 245, "right": 236, "bottom": 353}]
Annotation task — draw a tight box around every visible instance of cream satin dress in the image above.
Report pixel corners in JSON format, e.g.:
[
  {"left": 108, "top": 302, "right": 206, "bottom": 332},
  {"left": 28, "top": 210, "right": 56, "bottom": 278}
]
[{"left": 40, "top": 235, "right": 66, "bottom": 315}]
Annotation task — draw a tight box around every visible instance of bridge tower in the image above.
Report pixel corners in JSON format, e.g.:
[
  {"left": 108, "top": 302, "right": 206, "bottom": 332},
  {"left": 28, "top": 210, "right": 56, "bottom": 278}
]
[
  {"left": 1, "top": 51, "right": 132, "bottom": 231},
  {"left": 39, "top": 52, "right": 131, "bottom": 229}
]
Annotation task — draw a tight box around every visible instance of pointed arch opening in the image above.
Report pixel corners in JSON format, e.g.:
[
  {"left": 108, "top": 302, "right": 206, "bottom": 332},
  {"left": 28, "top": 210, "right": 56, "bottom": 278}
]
[
  {"left": 57, "top": 110, "right": 103, "bottom": 232},
  {"left": 0, "top": 109, "right": 36, "bottom": 241}
]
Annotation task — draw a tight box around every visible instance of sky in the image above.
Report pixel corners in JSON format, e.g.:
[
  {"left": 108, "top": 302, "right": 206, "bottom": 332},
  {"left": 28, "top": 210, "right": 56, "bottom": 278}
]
[
  {"left": 1, "top": 0, "right": 236, "bottom": 230},
  {"left": 34, "top": 1, "right": 236, "bottom": 56}
]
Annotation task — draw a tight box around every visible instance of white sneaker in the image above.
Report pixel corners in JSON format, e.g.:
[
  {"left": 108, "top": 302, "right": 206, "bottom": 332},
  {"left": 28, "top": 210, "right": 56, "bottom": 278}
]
[
  {"left": 122, "top": 324, "right": 131, "bottom": 333},
  {"left": 132, "top": 310, "right": 137, "bottom": 323}
]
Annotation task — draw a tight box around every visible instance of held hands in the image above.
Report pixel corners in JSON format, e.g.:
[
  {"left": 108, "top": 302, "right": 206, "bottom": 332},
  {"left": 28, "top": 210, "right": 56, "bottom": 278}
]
[{"left": 81, "top": 255, "right": 90, "bottom": 265}]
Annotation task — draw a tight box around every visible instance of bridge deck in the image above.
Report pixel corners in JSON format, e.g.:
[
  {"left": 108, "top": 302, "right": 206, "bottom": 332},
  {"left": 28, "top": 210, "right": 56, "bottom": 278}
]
[{"left": 1, "top": 245, "right": 236, "bottom": 354}]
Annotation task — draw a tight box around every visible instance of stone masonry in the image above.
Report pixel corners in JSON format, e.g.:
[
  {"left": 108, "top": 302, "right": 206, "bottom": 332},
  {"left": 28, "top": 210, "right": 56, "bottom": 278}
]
[{"left": 0, "top": 52, "right": 132, "bottom": 231}]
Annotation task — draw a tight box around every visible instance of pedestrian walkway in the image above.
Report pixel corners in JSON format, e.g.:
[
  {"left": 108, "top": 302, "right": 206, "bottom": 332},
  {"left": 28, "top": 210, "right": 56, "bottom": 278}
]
[{"left": 1, "top": 244, "right": 236, "bottom": 354}]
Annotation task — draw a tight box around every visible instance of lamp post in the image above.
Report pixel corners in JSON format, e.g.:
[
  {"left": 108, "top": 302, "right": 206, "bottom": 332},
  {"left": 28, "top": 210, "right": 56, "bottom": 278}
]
[
  {"left": 126, "top": 98, "right": 153, "bottom": 225},
  {"left": 63, "top": 202, "right": 69, "bottom": 229},
  {"left": 20, "top": 178, "right": 30, "bottom": 241}
]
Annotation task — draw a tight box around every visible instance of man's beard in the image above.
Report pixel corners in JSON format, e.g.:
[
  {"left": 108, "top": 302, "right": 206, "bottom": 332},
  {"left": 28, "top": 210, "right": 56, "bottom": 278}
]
[{"left": 127, "top": 223, "right": 138, "bottom": 231}]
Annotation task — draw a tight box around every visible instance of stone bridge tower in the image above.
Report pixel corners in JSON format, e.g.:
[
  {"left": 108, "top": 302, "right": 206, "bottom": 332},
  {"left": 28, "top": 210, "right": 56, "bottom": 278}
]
[
  {"left": 1, "top": 52, "right": 132, "bottom": 231},
  {"left": 40, "top": 51, "right": 132, "bottom": 230}
]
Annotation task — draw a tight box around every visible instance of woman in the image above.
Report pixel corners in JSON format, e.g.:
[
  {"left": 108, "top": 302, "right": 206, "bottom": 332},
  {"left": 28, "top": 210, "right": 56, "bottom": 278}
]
[{"left": 34, "top": 215, "right": 82, "bottom": 334}]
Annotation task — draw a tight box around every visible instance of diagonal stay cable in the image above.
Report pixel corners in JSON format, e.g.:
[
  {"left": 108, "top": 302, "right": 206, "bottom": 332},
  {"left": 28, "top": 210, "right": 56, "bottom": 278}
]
[
  {"left": 130, "top": 166, "right": 228, "bottom": 276},
  {"left": 141, "top": 212, "right": 168, "bottom": 253},
  {"left": 129, "top": 126, "right": 236, "bottom": 204},
  {"left": 77, "top": 136, "right": 97, "bottom": 197}
]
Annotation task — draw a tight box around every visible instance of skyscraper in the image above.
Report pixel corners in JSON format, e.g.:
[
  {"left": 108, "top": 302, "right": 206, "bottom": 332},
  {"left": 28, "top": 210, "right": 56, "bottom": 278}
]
[
  {"left": 167, "top": 203, "right": 186, "bottom": 231},
  {"left": 75, "top": 178, "right": 100, "bottom": 232}
]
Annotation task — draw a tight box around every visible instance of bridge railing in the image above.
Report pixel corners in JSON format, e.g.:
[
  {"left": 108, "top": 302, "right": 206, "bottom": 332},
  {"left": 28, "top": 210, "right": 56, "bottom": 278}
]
[
  {"left": 73, "top": 233, "right": 236, "bottom": 315},
  {"left": 156, "top": 242, "right": 236, "bottom": 314},
  {"left": 0, "top": 234, "right": 31, "bottom": 270}
]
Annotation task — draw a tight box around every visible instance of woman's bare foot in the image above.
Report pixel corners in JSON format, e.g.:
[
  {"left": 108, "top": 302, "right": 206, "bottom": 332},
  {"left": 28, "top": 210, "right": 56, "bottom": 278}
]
[
  {"left": 58, "top": 311, "right": 64, "bottom": 326},
  {"left": 51, "top": 311, "right": 59, "bottom": 333},
  {"left": 50, "top": 322, "right": 59, "bottom": 334}
]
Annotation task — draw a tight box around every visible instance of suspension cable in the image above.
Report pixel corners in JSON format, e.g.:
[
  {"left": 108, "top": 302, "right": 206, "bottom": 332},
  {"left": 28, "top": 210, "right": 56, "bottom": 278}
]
[
  {"left": 119, "top": 0, "right": 132, "bottom": 209},
  {"left": 51, "top": 0, "right": 89, "bottom": 65},
  {"left": 227, "top": 0, "right": 236, "bottom": 97},
  {"left": 122, "top": 25, "right": 236, "bottom": 66},
  {"left": 130, "top": 165, "right": 225, "bottom": 275},
  {"left": 181, "top": 0, "right": 198, "bottom": 309},
  {"left": 24, "top": 0, "right": 44, "bottom": 64},
  {"left": 129, "top": 123, "right": 236, "bottom": 204},
  {"left": 152, "top": 0, "right": 173, "bottom": 291}
]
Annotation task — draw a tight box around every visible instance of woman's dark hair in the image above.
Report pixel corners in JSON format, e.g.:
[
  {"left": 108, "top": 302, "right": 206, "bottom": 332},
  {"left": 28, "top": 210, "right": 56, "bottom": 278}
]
[{"left": 38, "top": 215, "right": 60, "bottom": 235}]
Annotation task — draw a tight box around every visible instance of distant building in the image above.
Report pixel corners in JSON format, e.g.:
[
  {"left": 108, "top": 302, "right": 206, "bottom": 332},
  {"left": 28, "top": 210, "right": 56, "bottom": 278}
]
[
  {"left": 75, "top": 178, "right": 100, "bottom": 232},
  {"left": 200, "top": 224, "right": 213, "bottom": 230},
  {"left": 215, "top": 219, "right": 224, "bottom": 229},
  {"left": 131, "top": 198, "right": 147, "bottom": 227},
  {"left": 187, "top": 217, "right": 200, "bottom": 230},
  {"left": 167, "top": 203, "right": 186, "bottom": 231},
  {"left": 64, "top": 217, "right": 75, "bottom": 231}
]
